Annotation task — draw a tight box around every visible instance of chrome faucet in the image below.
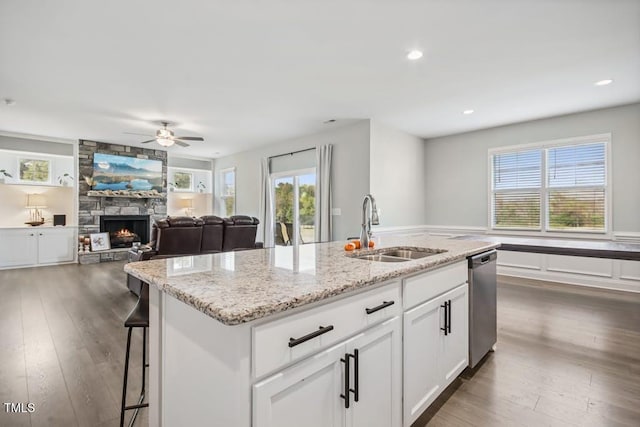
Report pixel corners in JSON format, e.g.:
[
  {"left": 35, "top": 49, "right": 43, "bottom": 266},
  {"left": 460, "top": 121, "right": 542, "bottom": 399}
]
[{"left": 360, "top": 194, "right": 379, "bottom": 250}]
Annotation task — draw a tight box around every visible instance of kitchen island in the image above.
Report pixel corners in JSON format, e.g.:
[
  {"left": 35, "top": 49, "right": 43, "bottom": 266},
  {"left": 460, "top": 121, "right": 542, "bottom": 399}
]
[{"left": 125, "top": 234, "right": 499, "bottom": 427}]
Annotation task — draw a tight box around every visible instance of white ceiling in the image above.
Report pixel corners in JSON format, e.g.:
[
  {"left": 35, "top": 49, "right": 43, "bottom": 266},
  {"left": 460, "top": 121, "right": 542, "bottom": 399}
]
[{"left": 1, "top": 0, "right": 639, "bottom": 159}]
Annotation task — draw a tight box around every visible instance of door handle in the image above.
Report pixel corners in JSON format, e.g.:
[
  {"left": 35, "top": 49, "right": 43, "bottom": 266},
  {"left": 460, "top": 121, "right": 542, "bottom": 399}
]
[
  {"left": 440, "top": 301, "right": 449, "bottom": 336},
  {"left": 340, "top": 352, "right": 350, "bottom": 408},
  {"left": 351, "top": 349, "right": 359, "bottom": 402},
  {"left": 447, "top": 300, "right": 452, "bottom": 334}
]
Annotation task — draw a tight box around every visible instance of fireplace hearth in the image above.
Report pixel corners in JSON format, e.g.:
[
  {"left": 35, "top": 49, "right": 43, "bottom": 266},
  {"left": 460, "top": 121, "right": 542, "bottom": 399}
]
[{"left": 100, "top": 215, "right": 150, "bottom": 248}]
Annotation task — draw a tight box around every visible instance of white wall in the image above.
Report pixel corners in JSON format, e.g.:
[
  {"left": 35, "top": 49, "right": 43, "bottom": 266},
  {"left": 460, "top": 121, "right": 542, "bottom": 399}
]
[
  {"left": 370, "top": 120, "right": 425, "bottom": 227},
  {"left": 213, "top": 120, "right": 371, "bottom": 241},
  {"left": 424, "top": 103, "right": 640, "bottom": 233}
]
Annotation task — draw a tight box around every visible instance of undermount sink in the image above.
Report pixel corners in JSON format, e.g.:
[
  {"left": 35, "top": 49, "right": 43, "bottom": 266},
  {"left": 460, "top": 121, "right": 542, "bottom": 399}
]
[
  {"left": 355, "top": 254, "right": 411, "bottom": 263},
  {"left": 350, "top": 247, "right": 448, "bottom": 262}
]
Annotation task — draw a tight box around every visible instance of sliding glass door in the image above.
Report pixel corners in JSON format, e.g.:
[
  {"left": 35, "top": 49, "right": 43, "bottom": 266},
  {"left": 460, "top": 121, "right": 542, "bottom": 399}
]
[{"left": 272, "top": 169, "right": 316, "bottom": 246}]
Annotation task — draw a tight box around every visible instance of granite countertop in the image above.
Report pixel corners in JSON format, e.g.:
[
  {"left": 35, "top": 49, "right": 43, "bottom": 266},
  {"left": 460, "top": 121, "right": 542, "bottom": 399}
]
[
  {"left": 125, "top": 235, "right": 499, "bottom": 325},
  {"left": 453, "top": 235, "right": 640, "bottom": 261}
]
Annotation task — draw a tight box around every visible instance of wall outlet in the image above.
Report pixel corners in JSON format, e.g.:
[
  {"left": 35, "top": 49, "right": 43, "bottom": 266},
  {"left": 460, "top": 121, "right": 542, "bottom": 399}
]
[{"left": 332, "top": 208, "right": 342, "bottom": 216}]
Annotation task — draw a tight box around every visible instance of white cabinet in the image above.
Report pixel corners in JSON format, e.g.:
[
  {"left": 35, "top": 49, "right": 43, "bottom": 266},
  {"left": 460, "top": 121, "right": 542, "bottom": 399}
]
[
  {"left": 253, "top": 342, "right": 346, "bottom": 427},
  {"left": 37, "top": 228, "right": 75, "bottom": 264},
  {"left": 0, "top": 227, "right": 75, "bottom": 268},
  {"left": 346, "top": 317, "right": 402, "bottom": 427},
  {"left": 402, "top": 260, "right": 469, "bottom": 427},
  {"left": 439, "top": 285, "right": 469, "bottom": 385},
  {"left": 254, "top": 317, "right": 402, "bottom": 427},
  {"left": 0, "top": 229, "right": 38, "bottom": 267}
]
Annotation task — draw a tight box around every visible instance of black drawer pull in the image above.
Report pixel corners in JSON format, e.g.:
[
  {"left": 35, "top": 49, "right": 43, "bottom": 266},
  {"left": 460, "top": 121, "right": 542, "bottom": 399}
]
[
  {"left": 288, "top": 325, "right": 334, "bottom": 348},
  {"left": 365, "top": 300, "right": 394, "bottom": 315},
  {"left": 447, "top": 299, "right": 452, "bottom": 334}
]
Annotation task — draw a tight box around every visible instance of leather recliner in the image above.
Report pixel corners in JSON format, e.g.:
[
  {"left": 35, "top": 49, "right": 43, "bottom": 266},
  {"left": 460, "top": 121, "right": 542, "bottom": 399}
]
[
  {"left": 201, "top": 215, "right": 225, "bottom": 253},
  {"left": 154, "top": 216, "right": 204, "bottom": 256},
  {"left": 222, "top": 215, "right": 262, "bottom": 251}
]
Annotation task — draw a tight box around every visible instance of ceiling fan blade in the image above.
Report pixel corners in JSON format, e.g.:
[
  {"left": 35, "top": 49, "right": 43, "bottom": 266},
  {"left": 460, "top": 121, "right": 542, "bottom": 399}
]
[
  {"left": 140, "top": 139, "right": 156, "bottom": 144},
  {"left": 124, "top": 132, "right": 155, "bottom": 137},
  {"left": 175, "top": 136, "right": 204, "bottom": 141},
  {"left": 174, "top": 140, "right": 190, "bottom": 147}
]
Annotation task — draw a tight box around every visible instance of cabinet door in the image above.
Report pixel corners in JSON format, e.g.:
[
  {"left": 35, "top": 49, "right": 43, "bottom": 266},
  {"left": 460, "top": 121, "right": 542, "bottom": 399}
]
[
  {"left": 37, "top": 228, "right": 75, "bottom": 264},
  {"left": 253, "top": 343, "right": 346, "bottom": 427},
  {"left": 439, "top": 284, "right": 469, "bottom": 387},
  {"left": 346, "top": 316, "right": 402, "bottom": 427},
  {"left": 403, "top": 297, "right": 443, "bottom": 427},
  {"left": 0, "top": 229, "right": 38, "bottom": 268}
]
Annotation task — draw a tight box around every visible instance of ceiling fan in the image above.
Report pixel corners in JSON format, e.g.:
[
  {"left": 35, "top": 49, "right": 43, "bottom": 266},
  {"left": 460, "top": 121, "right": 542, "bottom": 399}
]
[{"left": 125, "top": 122, "right": 204, "bottom": 147}]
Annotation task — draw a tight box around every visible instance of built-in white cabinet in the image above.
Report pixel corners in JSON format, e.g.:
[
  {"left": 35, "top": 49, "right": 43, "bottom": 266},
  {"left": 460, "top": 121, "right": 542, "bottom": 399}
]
[
  {"left": 254, "top": 316, "right": 402, "bottom": 427},
  {"left": 0, "top": 227, "right": 75, "bottom": 268},
  {"left": 0, "top": 229, "right": 38, "bottom": 267},
  {"left": 402, "top": 262, "right": 469, "bottom": 427}
]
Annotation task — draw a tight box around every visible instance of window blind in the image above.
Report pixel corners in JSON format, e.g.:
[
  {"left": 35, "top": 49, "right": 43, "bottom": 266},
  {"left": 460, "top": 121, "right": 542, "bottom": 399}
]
[
  {"left": 490, "top": 138, "right": 607, "bottom": 233},
  {"left": 546, "top": 142, "right": 606, "bottom": 231},
  {"left": 492, "top": 150, "right": 542, "bottom": 229}
]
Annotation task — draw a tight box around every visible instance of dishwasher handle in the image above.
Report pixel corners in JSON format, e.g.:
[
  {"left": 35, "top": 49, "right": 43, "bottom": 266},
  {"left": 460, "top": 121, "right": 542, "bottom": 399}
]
[{"left": 469, "top": 250, "right": 497, "bottom": 268}]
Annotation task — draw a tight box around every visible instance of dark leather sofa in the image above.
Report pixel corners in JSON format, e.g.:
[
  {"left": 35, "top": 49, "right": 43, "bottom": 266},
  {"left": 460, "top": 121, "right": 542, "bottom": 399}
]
[{"left": 127, "top": 215, "right": 262, "bottom": 294}]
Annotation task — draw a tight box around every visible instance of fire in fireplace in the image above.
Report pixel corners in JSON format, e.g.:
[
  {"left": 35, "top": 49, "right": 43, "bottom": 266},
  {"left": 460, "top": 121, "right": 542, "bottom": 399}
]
[{"left": 100, "top": 215, "right": 150, "bottom": 248}]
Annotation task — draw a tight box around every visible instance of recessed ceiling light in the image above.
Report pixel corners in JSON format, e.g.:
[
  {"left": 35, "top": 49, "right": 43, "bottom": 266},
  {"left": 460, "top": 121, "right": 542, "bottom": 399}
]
[
  {"left": 594, "top": 79, "right": 613, "bottom": 86},
  {"left": 407, "top": 50, "right": 423, "bottom": 60},
  {"left": 462, "top": 109, "right": 474, "bottom": 115}
]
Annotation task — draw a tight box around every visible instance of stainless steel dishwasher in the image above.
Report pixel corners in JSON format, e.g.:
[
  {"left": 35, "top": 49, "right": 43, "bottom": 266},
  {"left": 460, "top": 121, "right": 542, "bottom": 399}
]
[{"left": 468, "top": 250, "right": 497, "bottom": 368}]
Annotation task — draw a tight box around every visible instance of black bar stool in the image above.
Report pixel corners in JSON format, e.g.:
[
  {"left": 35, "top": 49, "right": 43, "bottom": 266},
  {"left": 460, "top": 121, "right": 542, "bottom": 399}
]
[{"left": 120, "top": 282, "right": 149, "bottom": 427}]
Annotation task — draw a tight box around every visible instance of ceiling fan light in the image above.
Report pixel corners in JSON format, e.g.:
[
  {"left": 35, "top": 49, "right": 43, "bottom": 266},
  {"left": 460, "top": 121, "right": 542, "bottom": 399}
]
[{"left": 156, "top": 137, "right": 174, "bottom": 147}]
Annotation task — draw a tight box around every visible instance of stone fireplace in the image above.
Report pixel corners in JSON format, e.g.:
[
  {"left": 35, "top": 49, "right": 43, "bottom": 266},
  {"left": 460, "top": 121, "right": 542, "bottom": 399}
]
[
  {"left": 77, "top": 140, "right": 167, "bottom": 263},
  {"left": 100, "top": 215, "right": 150, "bottom": 248}
]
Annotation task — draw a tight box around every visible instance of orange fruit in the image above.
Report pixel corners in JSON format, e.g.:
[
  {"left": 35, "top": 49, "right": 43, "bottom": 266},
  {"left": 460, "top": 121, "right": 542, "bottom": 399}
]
[
  {"left": 352, "top": 240, "right": 361, "bottom": 249},
  {"left": 368, "top": 240, "right": 375, "bottom": 248},
  {"left": 344, "top": 242, "right": 356, "bottom": 251}
]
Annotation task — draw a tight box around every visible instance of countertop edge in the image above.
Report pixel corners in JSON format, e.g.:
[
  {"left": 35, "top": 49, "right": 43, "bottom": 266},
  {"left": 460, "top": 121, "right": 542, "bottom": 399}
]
[{"left": 125, "top": 242, "right": 499, "bottom": 326}]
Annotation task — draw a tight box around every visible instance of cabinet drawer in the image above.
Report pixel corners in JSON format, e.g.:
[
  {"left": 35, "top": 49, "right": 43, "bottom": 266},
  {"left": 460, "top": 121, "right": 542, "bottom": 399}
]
[
  {"left": 252, "top": 280, "right": 401, "bottom": 379},
  {"left": 403, "top": 261, "right": 467, "bottom": 310}
]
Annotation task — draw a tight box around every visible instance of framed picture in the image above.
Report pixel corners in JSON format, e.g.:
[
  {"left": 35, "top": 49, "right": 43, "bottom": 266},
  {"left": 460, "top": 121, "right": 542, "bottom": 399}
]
[{"left": 90, "top": 232, "right": 111, "bottom": 251}]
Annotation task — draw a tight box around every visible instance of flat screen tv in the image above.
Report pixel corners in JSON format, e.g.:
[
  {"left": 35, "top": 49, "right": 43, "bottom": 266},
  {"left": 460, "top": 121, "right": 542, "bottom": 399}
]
[{"left": 92, "top": 153, "right": 163, "bottom": 192}]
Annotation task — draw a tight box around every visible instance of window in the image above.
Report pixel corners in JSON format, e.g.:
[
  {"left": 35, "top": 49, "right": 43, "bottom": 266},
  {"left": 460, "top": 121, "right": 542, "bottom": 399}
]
[
  {"left": 219, "top": 168, "right": 236, "bottom": 216},
  {"left": 19, "top": 158, "right": 50, "bottom": 183},
  {"left": 490, "top": 135, "right": 608, "bottom": 234},
  {"left": 173, "top": 171, "right": 193, "bottom": 191}
]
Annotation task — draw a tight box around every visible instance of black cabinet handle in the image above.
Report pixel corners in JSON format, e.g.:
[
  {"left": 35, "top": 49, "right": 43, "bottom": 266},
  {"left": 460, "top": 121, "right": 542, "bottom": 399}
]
[
  {"left": 288, "top": 325, "right": 334, "bottom": 348},
  {"left": 365, "top": 300, "right": 394, "bottom": 315},
  {"left": 440, "top": 302, "right": 449, "bottom": 336},
  {"left": 351, "top": 349, "right": 359, "bottom": 402},
  {"left": 340, "top": 353, "right": 350, "bottom": 408},
  {"left": 447, "top": 299, "right": 452, "bottom": 334}
]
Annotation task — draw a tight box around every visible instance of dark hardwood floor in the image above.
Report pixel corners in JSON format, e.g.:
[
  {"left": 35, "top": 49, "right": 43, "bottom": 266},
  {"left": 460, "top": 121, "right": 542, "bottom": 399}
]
[{"left": 1, "top": 263, "right": 639, "bottom": 426}]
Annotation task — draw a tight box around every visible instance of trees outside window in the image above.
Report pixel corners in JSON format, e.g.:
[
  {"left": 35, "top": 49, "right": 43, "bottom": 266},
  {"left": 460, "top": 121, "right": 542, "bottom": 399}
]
[{"left": 490, "top": 136, "right": 608, "bottom": 234}]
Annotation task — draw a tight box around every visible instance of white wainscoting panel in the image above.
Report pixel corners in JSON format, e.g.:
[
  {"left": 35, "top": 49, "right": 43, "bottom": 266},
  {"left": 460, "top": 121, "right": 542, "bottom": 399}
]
[
  {"left": 497, "top": 251, "right": 542, "bottom": 270},
  {"left": 620, "top": 260, "right": 640, "bottom": 282},
  {"left": 546, "top": 255, "right": 614, "bottom": 278}
]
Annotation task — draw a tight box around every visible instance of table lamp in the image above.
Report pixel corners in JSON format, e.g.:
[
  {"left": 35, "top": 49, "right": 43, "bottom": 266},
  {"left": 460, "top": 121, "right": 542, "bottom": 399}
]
[
  {"left": 179, "top": 198, "right": 193, "bottom": 216},
  {"left": 26, "top": 193, "right": 47, "bottom": 226}
]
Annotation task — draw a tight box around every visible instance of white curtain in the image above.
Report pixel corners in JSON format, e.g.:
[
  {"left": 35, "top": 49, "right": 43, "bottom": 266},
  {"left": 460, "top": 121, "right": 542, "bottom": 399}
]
[
  {"left": 315, "top": 144, "right": 333, "bottom": 242},
  {"left": 259, "top": 157, "right": 274, "bottom": 247}
]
